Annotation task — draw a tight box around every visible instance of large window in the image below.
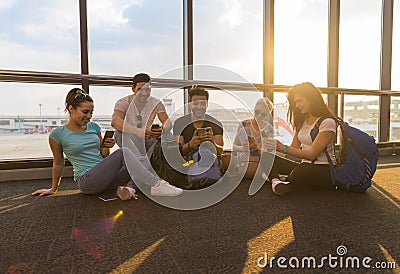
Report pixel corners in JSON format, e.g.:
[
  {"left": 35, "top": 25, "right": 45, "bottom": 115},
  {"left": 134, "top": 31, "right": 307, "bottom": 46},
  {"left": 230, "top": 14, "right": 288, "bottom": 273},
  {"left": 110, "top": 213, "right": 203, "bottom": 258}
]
[
  {"left": 193, "top": 0, "right": 263, "bottom": 83},
  {"left": 274, "top": 0, "right": 328, "bottom": 86},
  {"left": 343, "top": 95, "right": 379, "bottom": 139},
  {"left": 390, "top": 97, "right": 400, "bottom": 141},
  {"left": 0, "top": 0, "right": 80, "bottom": 73},
  {"left": 339, "top": 0, "right": 381, "bottom": 89},
  {"left": 87, "top": 0, "right": 183, "bottom": 78},
  {"left": 0, "top": 83, "right": 76, "bottom": 160},
  {"left": 1, "top": 0, "right": 398, "bottom": 162}
]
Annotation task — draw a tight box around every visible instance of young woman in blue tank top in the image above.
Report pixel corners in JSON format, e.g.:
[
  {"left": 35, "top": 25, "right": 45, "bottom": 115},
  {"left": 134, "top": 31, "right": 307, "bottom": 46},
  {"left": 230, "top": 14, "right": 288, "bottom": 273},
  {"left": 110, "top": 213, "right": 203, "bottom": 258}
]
[{"left": 32, "top": 88, "right": 183, "bottom": 199}]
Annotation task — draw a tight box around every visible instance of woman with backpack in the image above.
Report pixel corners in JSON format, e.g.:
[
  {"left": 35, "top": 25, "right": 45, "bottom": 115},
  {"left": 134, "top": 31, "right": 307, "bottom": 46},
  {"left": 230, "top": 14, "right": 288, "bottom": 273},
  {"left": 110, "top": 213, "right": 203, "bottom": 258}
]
[
  {"left": 32, "top": 88, "right": 183, "bottom": 199},
  {"left": 261, "top": 82, "right": 337, "bottom": 195}
]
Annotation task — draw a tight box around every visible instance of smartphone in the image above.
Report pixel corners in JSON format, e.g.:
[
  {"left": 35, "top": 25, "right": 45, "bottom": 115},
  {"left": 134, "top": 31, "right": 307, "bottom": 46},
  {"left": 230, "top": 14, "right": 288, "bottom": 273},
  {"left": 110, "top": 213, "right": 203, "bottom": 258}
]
[
  {"left": 151, "top": 124, "right": 161, "bottom": 130},
  {"left": 197, "top": 127, "right": 212, "bottom": 136},
  {"left": 99, "top": 195, "right": 118, "bottom": 202},
  {"left": 197, "top": 128, "right": 206, "bottom": 136},
  {"left": 101, "top": 130, "right": 114, "bottom": 147}
]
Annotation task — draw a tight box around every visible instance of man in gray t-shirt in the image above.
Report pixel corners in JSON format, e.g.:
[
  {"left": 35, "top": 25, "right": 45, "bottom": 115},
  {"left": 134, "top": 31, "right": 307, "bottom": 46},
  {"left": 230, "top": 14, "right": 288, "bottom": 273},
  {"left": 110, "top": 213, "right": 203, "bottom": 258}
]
[{"left": 111, "top": 73, "right": 172, "bottom": 154}]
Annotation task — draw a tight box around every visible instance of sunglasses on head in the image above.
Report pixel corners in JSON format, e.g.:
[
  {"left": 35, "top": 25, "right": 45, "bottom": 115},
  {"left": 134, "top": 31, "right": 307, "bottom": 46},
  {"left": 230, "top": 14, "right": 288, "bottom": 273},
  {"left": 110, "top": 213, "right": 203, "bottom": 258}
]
[
  {"left": 73, "top": 89, "right": 90, "bottom": 100},
  {"left": 136, "top": 114, "right": 142, "bottom": 128}
]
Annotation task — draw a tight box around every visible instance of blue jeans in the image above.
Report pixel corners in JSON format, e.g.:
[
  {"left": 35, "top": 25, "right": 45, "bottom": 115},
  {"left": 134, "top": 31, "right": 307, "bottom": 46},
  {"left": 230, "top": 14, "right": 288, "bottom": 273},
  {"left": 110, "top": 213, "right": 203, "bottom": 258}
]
[{"left": 76, "top": 147, "right": 159, "bottom": 194}]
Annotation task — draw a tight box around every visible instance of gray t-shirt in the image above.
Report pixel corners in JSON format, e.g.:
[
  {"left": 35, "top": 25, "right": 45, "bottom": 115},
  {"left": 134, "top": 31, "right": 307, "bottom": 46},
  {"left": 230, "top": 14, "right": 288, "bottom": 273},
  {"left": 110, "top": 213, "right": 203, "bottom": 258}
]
[{"left": 113, "top": 95, "right": 166, "bottom": 146}]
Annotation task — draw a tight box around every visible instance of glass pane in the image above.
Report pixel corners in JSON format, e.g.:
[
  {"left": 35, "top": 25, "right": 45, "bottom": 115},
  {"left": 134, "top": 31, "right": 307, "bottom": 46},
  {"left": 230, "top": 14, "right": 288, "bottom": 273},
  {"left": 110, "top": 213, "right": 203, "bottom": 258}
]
[
  {"left": 274, "top": 0, "right": 328, "bottom": 86},
  {"left": 392, "top": 0, "right": 400, "bottom": 91},
  {"left": 0, "top": 0, "right": 80, "bottom": 72},
  {"left": 0, "top": 83, "right": 77, "bottom": 160},
  {"left": 90, "top": 86, "right": 184, "bottom": 124},
  {"left": 87, "top": 0, "right": 183, "bottom": 78},
  {"left": 343, "top": 95, "right": 379, "bottom": 139},
  {"left": 339, "top": 0, "right": 381, "bottom": 89},
  {"left": 193, "top": 0, "right": 263, "bottom": 83},
  {"left": 274, "top": 92, "right": 293, "bottom": 144},
  {"left": 390, "top": 96, "right": 400, "bottom": 141}
]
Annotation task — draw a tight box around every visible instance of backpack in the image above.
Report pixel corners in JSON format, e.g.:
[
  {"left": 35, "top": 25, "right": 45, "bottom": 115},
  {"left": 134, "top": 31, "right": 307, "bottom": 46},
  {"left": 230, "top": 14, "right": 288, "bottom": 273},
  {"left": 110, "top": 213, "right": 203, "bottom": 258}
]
[
  {"left": 186, "top": 147, "right": 222, "bottom": 190},
  {"left": 311, "top": 116, "right": 379, "bottom": 193}
]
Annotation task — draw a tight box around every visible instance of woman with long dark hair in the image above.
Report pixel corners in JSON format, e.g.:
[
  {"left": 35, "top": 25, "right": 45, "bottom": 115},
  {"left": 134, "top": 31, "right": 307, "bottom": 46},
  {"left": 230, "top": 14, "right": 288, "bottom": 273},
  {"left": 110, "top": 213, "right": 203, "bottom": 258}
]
[{"left": 262, "top": 82, "right": 337, "bottom": 195}]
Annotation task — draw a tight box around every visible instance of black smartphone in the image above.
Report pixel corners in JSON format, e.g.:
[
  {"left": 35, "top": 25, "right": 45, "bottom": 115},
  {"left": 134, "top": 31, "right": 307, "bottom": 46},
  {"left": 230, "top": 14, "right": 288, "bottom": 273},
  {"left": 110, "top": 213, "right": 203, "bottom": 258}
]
[
  {"left": 101, "top": 130, "right": 114, "bottom": 147},
  {"left": 197, "top": 128, "right": 206, "bottom": 136},
  {"left": 151, "top": 124, "right": 161, "bottom": 130}
]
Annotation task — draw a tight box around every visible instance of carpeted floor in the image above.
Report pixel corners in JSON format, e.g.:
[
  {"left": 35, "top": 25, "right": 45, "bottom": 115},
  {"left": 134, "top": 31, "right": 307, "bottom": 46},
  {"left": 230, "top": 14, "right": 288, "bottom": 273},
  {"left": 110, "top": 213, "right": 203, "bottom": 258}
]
[{"left": 0, "top": 155, "right": 399, "bottom": 273}]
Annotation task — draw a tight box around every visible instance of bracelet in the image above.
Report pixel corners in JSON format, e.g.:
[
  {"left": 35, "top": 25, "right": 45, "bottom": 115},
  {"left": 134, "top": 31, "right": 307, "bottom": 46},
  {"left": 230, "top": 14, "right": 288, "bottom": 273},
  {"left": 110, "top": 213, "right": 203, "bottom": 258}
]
[{"left": 282, "top": 145, "right": 289, "bottom": 154}]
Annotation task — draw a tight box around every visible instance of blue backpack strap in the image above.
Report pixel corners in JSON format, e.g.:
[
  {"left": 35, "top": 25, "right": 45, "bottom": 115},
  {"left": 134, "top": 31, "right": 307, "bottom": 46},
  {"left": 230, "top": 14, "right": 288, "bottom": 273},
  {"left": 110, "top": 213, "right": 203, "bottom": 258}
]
[
  {"left": 310, "top": 116, "right": 337, "bottom": 186},
  {"left": 191, "top": 150, "right": 200, "bottom": 162},
  {"left": 310, "top": 117, "right": 329, "bottom": 163}
]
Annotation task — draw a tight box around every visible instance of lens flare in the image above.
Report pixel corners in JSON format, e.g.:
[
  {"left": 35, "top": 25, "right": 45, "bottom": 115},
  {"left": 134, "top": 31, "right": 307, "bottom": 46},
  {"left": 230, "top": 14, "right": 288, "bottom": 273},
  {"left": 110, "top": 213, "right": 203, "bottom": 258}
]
[{"left": 73, "top": 210, "right": 124, "bottom": 258}]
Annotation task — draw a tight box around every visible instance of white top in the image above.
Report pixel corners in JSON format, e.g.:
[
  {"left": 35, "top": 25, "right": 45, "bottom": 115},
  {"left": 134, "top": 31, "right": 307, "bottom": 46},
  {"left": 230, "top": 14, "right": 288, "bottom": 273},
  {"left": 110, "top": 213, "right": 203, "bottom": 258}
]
[{"left": 297, "top": 117, "right": 337, "bottom": 165}]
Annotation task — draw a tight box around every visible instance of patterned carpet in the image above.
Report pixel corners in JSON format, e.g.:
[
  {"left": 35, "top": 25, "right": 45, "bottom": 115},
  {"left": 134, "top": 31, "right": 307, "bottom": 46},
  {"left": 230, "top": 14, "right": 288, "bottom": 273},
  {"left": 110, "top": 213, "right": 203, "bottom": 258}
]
[{"left": 0, "top": 155, "right": 399, "bottom": 273}]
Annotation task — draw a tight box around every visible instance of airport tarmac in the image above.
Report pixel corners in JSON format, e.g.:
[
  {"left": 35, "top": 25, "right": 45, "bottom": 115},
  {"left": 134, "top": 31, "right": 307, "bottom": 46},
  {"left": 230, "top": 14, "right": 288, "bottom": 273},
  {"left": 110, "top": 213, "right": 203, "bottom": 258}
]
[{"left": 0, "top": 134, "right": 52, "bottom": 160}]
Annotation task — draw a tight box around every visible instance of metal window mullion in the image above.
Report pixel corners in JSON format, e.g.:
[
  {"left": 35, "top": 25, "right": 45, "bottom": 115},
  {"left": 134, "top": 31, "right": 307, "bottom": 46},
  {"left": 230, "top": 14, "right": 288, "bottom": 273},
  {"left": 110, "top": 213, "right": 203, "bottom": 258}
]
[
  {"left": 327, "top": 0, "right": 340, "bottom": 116},
  {"left": 379, "top": 0, "right": 394, "bottom": 142},
  {"left": 183, "top": 0, "right": 193, "bottom": 114},
  {"left": 79, "top": 0, "right": 89, "bottom": 93},
  {"left": 263, "top": 0, "right": 274, "bottom": 102}
]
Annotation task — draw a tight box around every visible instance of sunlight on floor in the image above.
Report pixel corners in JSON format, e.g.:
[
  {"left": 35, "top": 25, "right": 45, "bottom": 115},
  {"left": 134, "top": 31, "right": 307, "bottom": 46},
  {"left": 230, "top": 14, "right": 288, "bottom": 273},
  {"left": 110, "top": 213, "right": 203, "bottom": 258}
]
[
  {"left": 242, "top": 216, "right": 295, "bottom": 273},
  {"left": 0, "top": 203, "right": 29, "bottom": 214},
  {"left": 0, "top": 194, "right": 30, "bottom": 202},
  {"left": 372, "top": 185, "right": 400, "bottom": 210},
  {"left": 52, "top": 189, "right": 81, "bottom": 196},
  {"left": 111, "top": 237, "right": 166, "bottom": 273},
  {"left": 378, "top": 244, "right": 399, "bottom": 272}
]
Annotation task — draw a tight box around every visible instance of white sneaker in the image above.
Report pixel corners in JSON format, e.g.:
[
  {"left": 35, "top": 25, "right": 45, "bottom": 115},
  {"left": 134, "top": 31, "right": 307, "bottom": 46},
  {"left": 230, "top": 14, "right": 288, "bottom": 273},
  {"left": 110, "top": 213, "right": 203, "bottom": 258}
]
[
  {"left": 272, "top": 180, "right": 291, "bottom": 196},
  {"left": 150, "top": 180, "right": 183, "bottom": 197},
  {"left": 117, "top": 186, "right": 137, "bottom": 201}
]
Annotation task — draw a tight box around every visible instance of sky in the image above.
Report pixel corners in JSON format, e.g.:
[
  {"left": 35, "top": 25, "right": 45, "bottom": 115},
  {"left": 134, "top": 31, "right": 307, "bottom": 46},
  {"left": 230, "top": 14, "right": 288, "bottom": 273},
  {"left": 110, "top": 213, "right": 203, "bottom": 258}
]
[{"left": 1, "top": 0, "right": 400, "bottom": 117}]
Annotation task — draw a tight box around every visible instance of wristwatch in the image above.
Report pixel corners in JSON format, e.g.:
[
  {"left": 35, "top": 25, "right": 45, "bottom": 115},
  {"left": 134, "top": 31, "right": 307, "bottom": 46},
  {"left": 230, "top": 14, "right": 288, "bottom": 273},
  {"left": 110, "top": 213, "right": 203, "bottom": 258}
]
[{"left": 282, "top": 145, "right": 289, "bottom": 154}]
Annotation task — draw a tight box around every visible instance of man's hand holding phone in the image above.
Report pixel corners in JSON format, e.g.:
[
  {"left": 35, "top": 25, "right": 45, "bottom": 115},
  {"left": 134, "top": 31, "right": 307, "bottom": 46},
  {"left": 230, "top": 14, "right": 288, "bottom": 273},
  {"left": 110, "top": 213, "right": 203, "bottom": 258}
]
[
  {"left": 197, "top": 127, "right": 214, "bottom": 142},
  {"left": 189, "top": 128, "right": 204, "bottom": 149},
  {"left": 149, "top": 124, "right": 162, "bottom": 138}
]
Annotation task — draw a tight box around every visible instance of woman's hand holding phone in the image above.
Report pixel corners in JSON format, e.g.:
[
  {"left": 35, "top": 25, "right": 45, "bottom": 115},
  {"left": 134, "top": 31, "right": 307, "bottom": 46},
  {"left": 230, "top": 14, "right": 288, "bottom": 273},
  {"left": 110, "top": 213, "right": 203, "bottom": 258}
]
[{"left": 101, "top": 130, "right": 115, "bottom": 148}]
